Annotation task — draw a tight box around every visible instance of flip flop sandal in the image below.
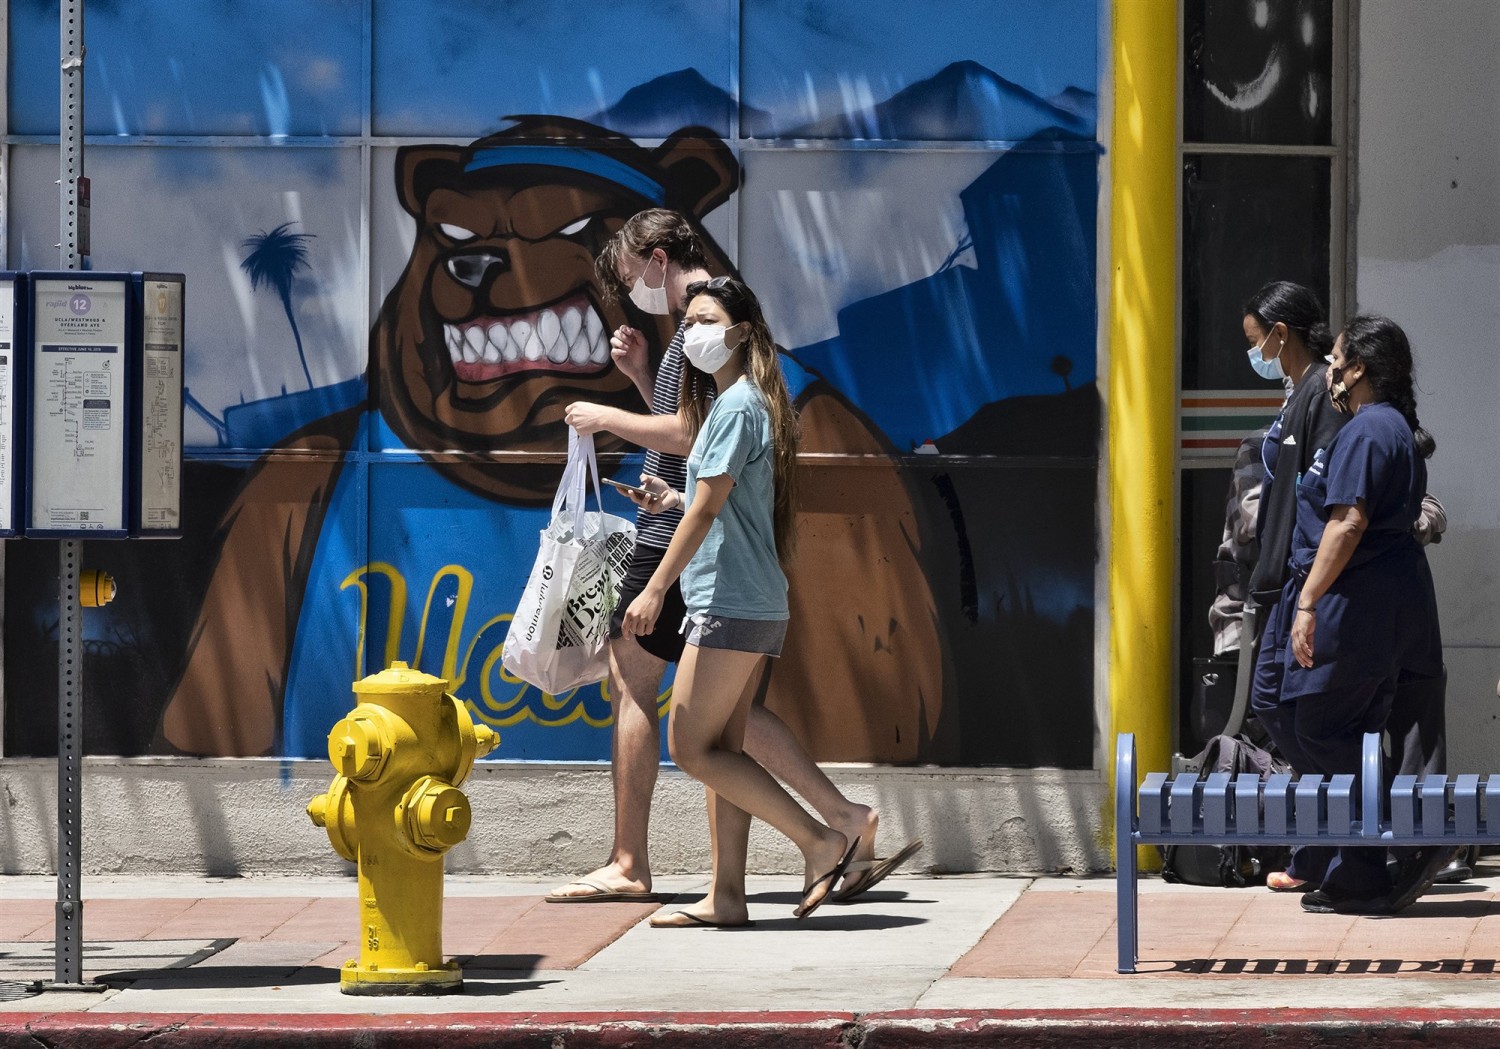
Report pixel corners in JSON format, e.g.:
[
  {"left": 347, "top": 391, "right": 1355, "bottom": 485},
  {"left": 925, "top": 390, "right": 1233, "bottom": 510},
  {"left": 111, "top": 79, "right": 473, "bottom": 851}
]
[
  {"left": 1266, "top": 871, "right": 1311, "bottom": 892},
  {"left": 545, "top": 878, "right": 661, "bottom": 904},
  {"left": 649, "top": 910, "right": 754, "bottom": 929},
  {"left": 794, "top": 836, "right": 860, "bottom": 920},
  {"left": 832, "top": 839, "right": 925, "bottom": 903}
]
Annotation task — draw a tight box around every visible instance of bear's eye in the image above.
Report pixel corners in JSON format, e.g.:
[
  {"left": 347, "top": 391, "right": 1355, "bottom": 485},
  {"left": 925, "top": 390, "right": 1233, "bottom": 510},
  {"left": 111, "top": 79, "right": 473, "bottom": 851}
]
[
  {"left": 556, "top": 216, "right": 591, "bottom": 237},
  {"left": 438, "top": 223, "right": 479, "bottom": 242}
]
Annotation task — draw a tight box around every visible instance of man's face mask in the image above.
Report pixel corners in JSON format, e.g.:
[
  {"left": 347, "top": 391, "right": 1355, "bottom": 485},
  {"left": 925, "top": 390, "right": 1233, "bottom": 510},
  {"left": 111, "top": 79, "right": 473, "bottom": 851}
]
[{"left": 627, "top": 253, "right": 670, "bottom": 315}]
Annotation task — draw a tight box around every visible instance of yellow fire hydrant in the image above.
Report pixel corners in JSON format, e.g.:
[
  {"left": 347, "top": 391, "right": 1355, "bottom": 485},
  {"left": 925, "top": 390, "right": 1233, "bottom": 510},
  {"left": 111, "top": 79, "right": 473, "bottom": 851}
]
[{"left": 306, "top": 661, "right": 498, "bottom": 995}]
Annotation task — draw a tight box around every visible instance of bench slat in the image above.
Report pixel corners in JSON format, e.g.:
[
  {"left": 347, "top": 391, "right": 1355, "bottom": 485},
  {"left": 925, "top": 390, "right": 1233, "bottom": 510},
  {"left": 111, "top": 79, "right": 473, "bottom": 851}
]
[
  {"left": 1295, "top": 776, "right": 1324, "bottom": 838},
  {"left": 1456, "top": 775, "right": 1481, "bottom": 836},
  {"left": 1327, "top": 774, "right": 1355, "bottom": 834},
  {"left": 1485, "top": 776, "right": 1500, "bottom": 836},
  {"left": 1139, "top": 772, "right": 1170, "bottom": 834},
  {"left": 1391, "top": 775, "right": 1419, "bottom": 837},
  {"left": 1233, "top": 775, "right": 1261, "bottom": 834},
  {"left": 1170, "top": 774, "right": 1199, "bottom": 834},
  {"left": 1421, "top": 777, "right": 1448, "bottom": 837},
  {"left": 1203, "top": 773, "right": 1231, "bottom": 835},
  {"left": 1264, "top": 774, "right": 1294, "bottom": 835}
]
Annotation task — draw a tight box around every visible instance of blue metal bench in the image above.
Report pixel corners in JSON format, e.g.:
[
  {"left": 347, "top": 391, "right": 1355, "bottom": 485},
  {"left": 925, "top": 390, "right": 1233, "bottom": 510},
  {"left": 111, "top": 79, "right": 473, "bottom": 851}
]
[{"left": 1115, "top": 731, "right": 1499, "bottom": 974}]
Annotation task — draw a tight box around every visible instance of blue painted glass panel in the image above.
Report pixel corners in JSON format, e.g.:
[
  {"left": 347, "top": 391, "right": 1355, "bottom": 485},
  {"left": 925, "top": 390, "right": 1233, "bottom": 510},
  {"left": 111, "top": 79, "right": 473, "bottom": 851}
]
[
  {"left": 739, "top": 148, "right": 1098, "bottom": 455},
  {"left": 6, "top": 145, "right": 367, "bottom": 450},
  {"left": 741, "top": 0, "right": 1099, "bottom": 140},
  {"left": 372, "top": 0, "right": 734, "bottom": 137},
  {"left": 7, "top": 0, "right": 363, "bottom": 136}
]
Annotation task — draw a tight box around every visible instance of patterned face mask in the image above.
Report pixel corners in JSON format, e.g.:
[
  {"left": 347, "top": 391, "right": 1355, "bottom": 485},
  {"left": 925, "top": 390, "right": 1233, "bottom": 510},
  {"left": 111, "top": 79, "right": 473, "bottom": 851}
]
[{"left": 1328, "top": 361, "right": 1360, "bottom": 414}]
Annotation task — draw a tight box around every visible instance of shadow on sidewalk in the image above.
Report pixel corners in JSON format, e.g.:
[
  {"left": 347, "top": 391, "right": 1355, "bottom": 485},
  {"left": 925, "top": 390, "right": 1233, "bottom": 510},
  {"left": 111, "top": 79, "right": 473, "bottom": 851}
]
[{"left": 96, "top": 960, "right": 560, "bottom": 996}]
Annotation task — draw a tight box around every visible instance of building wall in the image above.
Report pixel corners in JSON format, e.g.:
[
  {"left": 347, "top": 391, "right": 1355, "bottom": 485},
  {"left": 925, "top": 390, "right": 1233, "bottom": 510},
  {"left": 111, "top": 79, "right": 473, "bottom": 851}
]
[
  {"left": 1, "top": 1, "right": 1104, "bottom": 770},
  {"left": 1355, "top": 1, "right": 1500, "bottom": 771}
]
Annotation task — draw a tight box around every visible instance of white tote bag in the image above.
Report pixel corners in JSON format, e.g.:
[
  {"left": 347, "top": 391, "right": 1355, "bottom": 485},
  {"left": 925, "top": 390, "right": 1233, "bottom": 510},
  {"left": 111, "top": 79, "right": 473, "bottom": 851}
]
[{"left": 502, "top": 429, "right": 636, "bottom": 695}]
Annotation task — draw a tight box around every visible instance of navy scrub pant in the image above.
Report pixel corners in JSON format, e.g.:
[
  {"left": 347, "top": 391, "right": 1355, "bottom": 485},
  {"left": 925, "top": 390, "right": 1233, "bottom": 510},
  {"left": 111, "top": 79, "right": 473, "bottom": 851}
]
[{"left": 1252, "top": 625, "right": 1397, "bottom": 899}]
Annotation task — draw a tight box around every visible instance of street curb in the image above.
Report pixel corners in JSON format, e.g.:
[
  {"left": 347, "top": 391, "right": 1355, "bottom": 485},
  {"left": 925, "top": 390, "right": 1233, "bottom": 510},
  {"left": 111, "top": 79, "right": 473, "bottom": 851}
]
[{"left": 10, "top": 1010, "right": 1500, "bottom": 1048}]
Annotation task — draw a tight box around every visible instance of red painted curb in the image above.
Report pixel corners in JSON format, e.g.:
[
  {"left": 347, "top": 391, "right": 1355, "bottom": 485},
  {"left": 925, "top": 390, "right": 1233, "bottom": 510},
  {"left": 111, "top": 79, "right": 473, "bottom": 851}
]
[{"left": 8, "top": 1010, "right": 1500, "bottom": 1049}]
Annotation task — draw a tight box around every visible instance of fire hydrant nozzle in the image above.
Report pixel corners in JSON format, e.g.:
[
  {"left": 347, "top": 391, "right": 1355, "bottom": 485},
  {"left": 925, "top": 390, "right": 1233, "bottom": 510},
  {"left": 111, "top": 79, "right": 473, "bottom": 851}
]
[{"left": 307, "top": 661, "right": 498, "bottom": 995}]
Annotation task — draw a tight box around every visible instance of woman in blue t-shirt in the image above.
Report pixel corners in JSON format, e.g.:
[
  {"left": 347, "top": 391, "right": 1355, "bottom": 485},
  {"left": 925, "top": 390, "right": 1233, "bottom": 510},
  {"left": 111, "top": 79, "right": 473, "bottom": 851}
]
[
  {"left": 1258, "top": 314, "right": 1445, "bottom": 916},
  {"left": 619, "top": 277, "right": 857, "bottom": 927}
]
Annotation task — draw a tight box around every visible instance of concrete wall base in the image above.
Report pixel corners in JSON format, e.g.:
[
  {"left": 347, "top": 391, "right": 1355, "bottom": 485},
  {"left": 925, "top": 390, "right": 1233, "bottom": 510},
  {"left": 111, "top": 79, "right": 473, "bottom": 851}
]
[{"left": 0, "top": 758, "right": 1109, "bottom": 876}]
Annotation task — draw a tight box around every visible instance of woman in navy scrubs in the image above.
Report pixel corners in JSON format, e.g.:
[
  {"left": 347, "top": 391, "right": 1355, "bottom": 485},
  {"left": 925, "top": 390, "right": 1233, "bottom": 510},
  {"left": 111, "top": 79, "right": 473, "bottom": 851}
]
[{"left": 1255, "top": 314, "right": 1445, "bottom": 915}]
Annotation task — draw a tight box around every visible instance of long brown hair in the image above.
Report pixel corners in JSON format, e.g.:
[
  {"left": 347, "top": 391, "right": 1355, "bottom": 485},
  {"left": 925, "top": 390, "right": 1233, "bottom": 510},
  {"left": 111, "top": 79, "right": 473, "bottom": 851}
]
[{"left": 679, "top": 277, "right": 801, "bottom": 565}]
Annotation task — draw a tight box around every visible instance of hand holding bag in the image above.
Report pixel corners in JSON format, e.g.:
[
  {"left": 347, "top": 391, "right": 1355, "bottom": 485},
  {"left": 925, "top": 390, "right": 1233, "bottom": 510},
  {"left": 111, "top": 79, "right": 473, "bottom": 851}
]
[{"left": 502, "top": 429, "right": 636, "bottom": 694}]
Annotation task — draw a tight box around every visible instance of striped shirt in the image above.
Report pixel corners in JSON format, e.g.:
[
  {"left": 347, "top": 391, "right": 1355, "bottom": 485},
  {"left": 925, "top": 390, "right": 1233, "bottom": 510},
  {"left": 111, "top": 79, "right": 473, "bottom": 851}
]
[{"left": 637, "top": 324, "right": 696, "bottom": 548}]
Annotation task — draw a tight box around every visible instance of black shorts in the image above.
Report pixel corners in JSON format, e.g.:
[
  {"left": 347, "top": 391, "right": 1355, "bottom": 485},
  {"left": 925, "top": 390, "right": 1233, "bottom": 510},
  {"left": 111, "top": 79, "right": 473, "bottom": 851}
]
[{"left": 609, "top": 543, "right": 687, "bottom": 664}]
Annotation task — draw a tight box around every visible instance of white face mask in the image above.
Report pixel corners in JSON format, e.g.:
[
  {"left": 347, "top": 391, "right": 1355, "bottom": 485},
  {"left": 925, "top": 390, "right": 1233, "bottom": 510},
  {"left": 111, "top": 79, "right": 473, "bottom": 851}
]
[
  {"left": 627, "top": 254, "right": 670, "bottom": 315},
  {"left": 682, "top": 322, "right": 739, "bottom": 373}
]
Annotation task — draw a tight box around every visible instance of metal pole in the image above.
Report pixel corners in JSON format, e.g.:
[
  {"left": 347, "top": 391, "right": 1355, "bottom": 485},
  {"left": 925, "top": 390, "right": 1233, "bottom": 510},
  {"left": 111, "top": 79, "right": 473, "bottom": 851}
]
[{"left": 50, "top": 0, "right": 95, "bottom": 992}]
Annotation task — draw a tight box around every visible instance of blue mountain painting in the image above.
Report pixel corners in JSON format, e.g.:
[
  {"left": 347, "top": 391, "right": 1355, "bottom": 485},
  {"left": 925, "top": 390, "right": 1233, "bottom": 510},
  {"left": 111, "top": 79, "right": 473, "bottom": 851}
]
[{"left": 770, "top": 60, "right": 1095, "bottom": 141}]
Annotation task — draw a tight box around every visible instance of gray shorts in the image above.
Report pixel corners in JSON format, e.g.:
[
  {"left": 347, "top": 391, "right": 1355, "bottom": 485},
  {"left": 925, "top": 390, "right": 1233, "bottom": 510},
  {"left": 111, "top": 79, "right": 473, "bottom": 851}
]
[{"left": 681, "top": 613, "right": 788, "bottom": 656}]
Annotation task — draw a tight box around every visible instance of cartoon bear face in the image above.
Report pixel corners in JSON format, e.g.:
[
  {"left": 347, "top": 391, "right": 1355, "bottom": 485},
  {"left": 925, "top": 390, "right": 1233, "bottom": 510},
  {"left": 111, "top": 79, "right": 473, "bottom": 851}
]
[{"left": 374, "top": 117, "right": 738, "bottom": 504}]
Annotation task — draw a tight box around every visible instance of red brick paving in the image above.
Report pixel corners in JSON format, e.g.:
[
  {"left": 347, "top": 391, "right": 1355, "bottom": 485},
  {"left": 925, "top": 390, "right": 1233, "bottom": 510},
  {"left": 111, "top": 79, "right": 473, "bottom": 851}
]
[{"left": 953, "top": 884, "right": 1500, "bottom": 978}]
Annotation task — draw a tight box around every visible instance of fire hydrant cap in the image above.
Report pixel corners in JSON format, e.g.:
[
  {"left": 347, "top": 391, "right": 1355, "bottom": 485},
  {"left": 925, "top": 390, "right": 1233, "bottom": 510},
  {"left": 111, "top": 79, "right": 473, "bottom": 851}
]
[{"left": 354, "top": 660, "right": 449, "bottom": 695}]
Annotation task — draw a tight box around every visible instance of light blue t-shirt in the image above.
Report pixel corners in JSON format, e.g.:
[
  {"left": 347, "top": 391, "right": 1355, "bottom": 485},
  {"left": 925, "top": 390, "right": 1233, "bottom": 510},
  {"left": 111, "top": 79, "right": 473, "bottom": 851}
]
[{"left": 680, "top": 379, "right": 789, "bottom": 621}]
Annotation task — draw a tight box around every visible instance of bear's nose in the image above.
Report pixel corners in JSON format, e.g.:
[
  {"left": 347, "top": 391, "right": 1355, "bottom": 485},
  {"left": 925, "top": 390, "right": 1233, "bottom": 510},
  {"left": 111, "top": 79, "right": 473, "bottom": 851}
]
[{"left": 446, "top": 249, "right": 509, "bottom": 288}]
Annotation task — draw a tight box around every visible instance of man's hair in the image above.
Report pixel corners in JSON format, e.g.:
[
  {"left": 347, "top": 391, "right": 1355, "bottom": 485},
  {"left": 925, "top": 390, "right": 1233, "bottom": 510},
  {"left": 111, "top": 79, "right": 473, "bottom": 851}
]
[{"left": 595, "top": 209, "right": 708, "bottom": 305}]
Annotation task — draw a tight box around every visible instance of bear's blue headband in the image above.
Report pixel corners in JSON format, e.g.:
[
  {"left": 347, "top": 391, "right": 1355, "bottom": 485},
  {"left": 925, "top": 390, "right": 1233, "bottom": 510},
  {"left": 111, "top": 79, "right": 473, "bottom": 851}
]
[{"left": 464, "top": 146, "right": 666, "bottom": 205}]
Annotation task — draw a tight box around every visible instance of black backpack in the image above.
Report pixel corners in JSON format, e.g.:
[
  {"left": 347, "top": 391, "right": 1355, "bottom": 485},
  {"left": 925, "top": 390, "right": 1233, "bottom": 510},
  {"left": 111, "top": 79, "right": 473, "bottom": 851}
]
[{"left": 1160, "top": 734, "right": 1293, "bottom": 888}]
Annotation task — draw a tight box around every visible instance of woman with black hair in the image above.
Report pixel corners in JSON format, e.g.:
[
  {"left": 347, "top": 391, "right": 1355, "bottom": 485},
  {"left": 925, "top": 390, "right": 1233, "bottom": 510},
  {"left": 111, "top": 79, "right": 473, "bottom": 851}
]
[
  {"left": 1241, "top": 281, "right": 1344, "bottom": 613},
  {"left": 1256, "top": 314, "right": 1445, "bottom": 915}
]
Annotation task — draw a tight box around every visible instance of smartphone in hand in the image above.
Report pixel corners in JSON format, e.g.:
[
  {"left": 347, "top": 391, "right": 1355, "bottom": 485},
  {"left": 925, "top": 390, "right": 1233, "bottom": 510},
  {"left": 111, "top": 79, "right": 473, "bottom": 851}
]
[{"left": 602, "top": 477, "right": 652, "bottom": 498}]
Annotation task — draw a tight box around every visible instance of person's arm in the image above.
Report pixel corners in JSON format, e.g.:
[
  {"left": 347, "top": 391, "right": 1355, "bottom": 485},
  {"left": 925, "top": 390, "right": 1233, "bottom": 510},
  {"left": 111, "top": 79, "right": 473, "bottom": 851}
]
[
  {"left": 563, "top": 402, "right": 693, "bottom": 457},
  {"left": 1414, "top": 492, "right": 1446, "bottom": 545},
  {"left": 621, "top": 474, "right": 734, "bottom": 636},
  {"left": 1290, "top": 500, "right": 1368, "bottom": 668},
  {"left": 609, "top": 325, "right": 654, "bottom": 404}
]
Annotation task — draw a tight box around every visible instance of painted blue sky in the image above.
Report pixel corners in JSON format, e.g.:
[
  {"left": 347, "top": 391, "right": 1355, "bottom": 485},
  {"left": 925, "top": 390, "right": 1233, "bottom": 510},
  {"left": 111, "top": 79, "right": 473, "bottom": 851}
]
[
  {"left": 371, "top": 0, "right": 734, "bottom": 135},
  {"left": 742, "top": 0, "right": 1099, "bottom": 135},
  {"left": 10, "top": 0, "right": 1096, "bottom": 140},
  {"left": 8, "top": 0, "right": 363, "bottom": 136}
]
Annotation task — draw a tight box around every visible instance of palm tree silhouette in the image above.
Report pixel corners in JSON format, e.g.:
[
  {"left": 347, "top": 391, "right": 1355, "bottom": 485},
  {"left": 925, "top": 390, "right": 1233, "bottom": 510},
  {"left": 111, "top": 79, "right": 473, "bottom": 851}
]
[
  {"left": 241, "top": 222, "right": 316, "bottom": 390},
  {"left": 1050, "top": 354, "right": 1074, "bottom": 393}
]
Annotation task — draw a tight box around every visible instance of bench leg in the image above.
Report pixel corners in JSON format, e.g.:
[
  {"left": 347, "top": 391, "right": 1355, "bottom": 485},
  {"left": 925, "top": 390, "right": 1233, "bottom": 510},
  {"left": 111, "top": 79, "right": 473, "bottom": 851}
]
[{"left": 1117, "top": 842, "right": 1139, "bottom": 973}]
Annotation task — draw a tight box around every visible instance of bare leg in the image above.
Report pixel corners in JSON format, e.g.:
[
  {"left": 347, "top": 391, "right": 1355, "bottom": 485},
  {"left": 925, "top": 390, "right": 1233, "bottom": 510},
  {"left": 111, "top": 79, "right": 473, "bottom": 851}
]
[
  {"left": 668, "top": 646, "right": 848, "bottom": 915},
  {"left": 659, "top": 668, "right": 758, "bottom": 927},
  {"left": 549, "top": 636, "right": 665, "bottom": 898},
  {"left": 746, "top": 700, "right": 879, "bottom": 876}
]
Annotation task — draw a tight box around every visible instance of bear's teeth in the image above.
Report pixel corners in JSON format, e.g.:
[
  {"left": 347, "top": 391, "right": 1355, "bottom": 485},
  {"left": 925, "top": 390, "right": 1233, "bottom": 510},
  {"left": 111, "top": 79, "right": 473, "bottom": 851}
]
[
  {"left": 492, "top": 323, "right": 519, "bottom": 362},
  {"left": 445, "top": 326, "right": 462, "bottom": 361},
  {"left": 481, "top": 333, "right": 502, "bottom": 363},
  {"left": 585, "top": 308, "right": 603, "bottom": 341},
  {"left": 544, "top": 330, "right": 568, "bottom": 364},
  {"left": 561, "top": 306, "right": 583, "bottom": 345},
  {"left": 537, "top": 309, "right": 562, "bottom": 351},
  {"left": 569, "top": 332, "right": 591, "bottom": 365},
  {"left": 462, "top": 326, "right": 483, "bottom": 363}
]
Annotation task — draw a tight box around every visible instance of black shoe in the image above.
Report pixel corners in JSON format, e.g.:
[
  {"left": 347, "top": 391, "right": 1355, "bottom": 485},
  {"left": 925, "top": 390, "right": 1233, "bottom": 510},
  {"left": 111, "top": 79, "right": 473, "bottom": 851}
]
[
  {"left": 1386, "top": 846, "right": 1458, "bottom": 913},
  {"left": 1301, "top": 888, "right": 1391, "bottom": 915},
  {"left": 1432, "top": 858, "right": 1472, "bottom": 885}
]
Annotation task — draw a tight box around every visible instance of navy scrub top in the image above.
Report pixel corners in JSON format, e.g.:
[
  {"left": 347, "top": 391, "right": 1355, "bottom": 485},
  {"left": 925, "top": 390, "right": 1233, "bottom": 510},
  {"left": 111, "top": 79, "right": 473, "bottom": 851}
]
[{"left": 1279, "top": 402, "right": 1442, "bottom": 698}]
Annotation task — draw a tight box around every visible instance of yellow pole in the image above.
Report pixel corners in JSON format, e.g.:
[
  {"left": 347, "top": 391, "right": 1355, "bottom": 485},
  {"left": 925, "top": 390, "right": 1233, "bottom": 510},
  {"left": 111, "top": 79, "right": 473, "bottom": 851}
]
[{"left": 1109, "top": 0, "right": 1178, "bottom": 861}]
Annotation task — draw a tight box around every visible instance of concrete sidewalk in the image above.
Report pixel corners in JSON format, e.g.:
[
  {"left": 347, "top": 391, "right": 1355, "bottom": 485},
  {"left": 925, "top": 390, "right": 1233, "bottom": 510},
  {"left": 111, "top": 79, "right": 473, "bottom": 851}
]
[{"left": 5, "top": 867, "right": 1500, "bottom": 1046}]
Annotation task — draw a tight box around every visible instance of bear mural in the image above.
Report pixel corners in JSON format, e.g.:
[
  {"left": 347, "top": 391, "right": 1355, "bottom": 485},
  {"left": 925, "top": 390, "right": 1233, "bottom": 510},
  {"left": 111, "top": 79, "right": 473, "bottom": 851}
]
[{"left": 158, "top": 117, "right": 945, "bottom": 763}]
